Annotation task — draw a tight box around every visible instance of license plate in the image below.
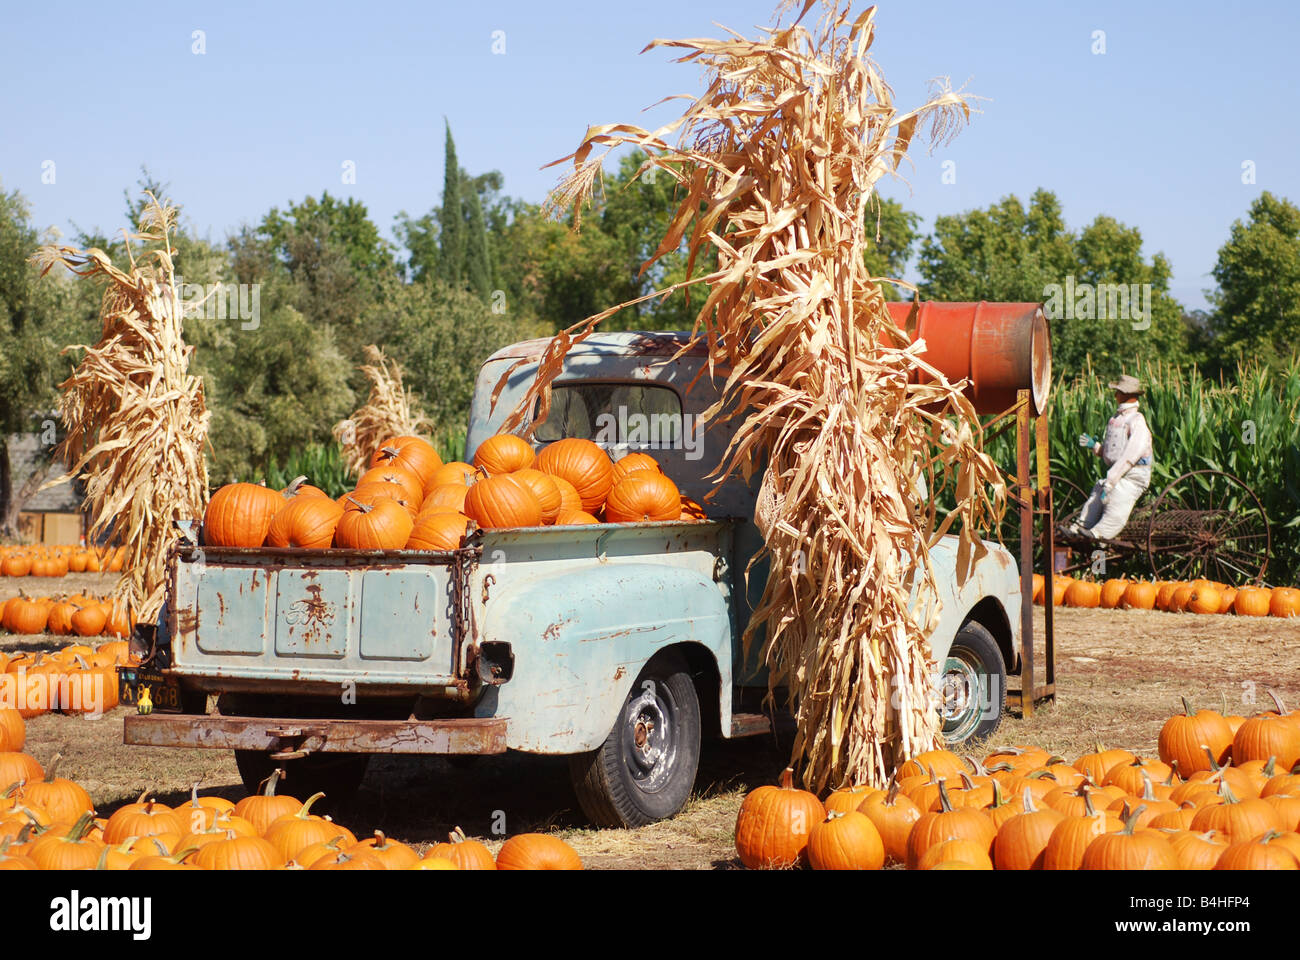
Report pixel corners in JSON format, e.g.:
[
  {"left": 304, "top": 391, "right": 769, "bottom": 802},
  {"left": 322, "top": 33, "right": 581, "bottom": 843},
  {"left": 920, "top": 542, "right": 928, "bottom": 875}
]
[{"left": 117, "top": 666, "right": 183, "bottom": 713}]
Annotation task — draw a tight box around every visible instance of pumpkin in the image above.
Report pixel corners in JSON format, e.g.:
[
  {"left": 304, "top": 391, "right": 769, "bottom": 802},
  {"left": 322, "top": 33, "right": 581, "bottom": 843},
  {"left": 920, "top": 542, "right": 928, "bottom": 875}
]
[
  {"left": 1103, "top": 755, "right": 1175, "bottom": 796},
  {"left": 1064, "top": 580, "right": 1101, "bottom": 608},
  {"left": 1051, "top": 576, "right": 1072, "bottom": 605},
  {"left": 1155, "top": 581, "right": 1182, "bottom": 611},
  {"left": 1187, "top": 585, "right": 1222, "bottom": 615},
  {"left": 233, "top": 768, "right": 301, "bottom": 835},
  {"left": 345, "top": 482, "right": 419, "bottom": 516},
  {"left": 1169, "top": 585, "right": 1195, "bottom": 613},
  {"left": 7, "top": 598, "right": 48, "bottom": 635},
  {"left": 21, "top": 754, "right": 94, "bottom": 823},
  {"left": 1122, "top": 580, "right": 1157, "bottom": 610},
  {"left": 103, "top": 791, "right": 186, "bottom": 845},
  {"left": 407, "top": 512, "right": 471, "bottom": 551},
  {"left": 280, "top": 476, "right": 329, "bottom": 500},
  {"left": 1031, "top": 573, "right": 1045, "bottom": 604},
  {"left": 1232, "top": 715, "right": 1300, "bottom": 772},
  {"left": 1270, "top": 587, "right": 1300, "bottom": 618},
  {"left": 1233, "top": 586, "right": 1272, "bottom": 617},
  {"left": 905, "top": 781, "right": 996, "bottom": 869},
  {"left": 1213, "top": 831, "right": 1299, "bottom": 870},
  {"left": 410, "top": 856, "right": 460, "bottom": 870},
  {"left": 511, "top": 469, "right": 562, "bottom": 524},
  {"left": 1159, "top": 696, "right": 1234, "bottom": 774},
  {"left": 1074, "top": 744, "right": 1134, "bottom": 784},
  {"left": 47, "top": 602, "right": 76, "bottom": 636},
  {"left": 823, "top": 785, "right": 881, "bottom": 816},
  {"left": 370, "top": 436, "right": 443, "bottom": 494},
  {"left": 192, "top": 832, "right": 283, "bottom": 870},
  {"left": 496, "top": 833, "right": 583, "bottom": 870},
  {"left": 423, "top": 826, "right": 496, "bottom": 870},
  {"left": 178, "top": 783, "right": 237, "bottom": 833},
  {"left": 473, "top": 434, "right": 536, "bottom": 475},
  {"left": 0, "top": 751, "right": 44, "bottom": 787},
  {"left": 535, "top": 439, "right": 614, "bottom": 511},
  {"left": 204, "top": 482, "right": 285, "bottom": 547},
  {"left": 70, "top": 604, "right": 108, "bottom": 638},
  {"left": 1217, "top": 586, "right": 1238, "bottom": 614},
  {"left": 992, "top": 788, "right": 1064, "bottom": 870},
  {"left": 1042, "top": 791, "right": 1122, "bottom": 870},
  {"left": 734, "top": 767, "right": 825, "bottom": 869},
  {"left": 27, "top": 813, "right": 104, "bottom": 871},
  {"left": 335, "top": 497, "right": 414, "bottom": 549},
  {"left": 899, "top": 750, "right": 967, "bottom": 782},
  {"left": 1190, "top": 780, "right": 1283, "bottom": 841},
  {"left": 0, "top": 555, "right": 31, "bottom": 577},
  {"left": 857, "top": 781, "right": 920, "bottom": 865},
  {"left": 611, "top": 452, "right": 661, "bottom": 483},
  {"left": 309, "top": 849, "right": 386, "bottom": 870},
  {"left": 1079, "top": 806, "right": 1179, "bottom": 869},
  {"left": 805, "top": 810, "right": 884, "bottom": 870},
  {"left": 550, "top": 476, "right": 583, "bottom": 514},
  {"left": 103, "top": 602, "right": 134, "bottom": 640},
  {"left": 463, "top": 474, "right": 543, "bottom": 529},
  {"left": 1168, "top": 829, "right": 1229, "bottom": 869},
  {"left": 1148, "top": 805, "right": 1198, "bottom": 831},
  {"left": 430, "top": 461, "right": 477, "bottom": 487},
  {"left": 264, "top": 793, "right": 357, "bottom": 862},
  {"left": 266, "top": 496, "right": 344, "bottom": 549},
  {"left": 1099, "top": 579, "right": 1128, "bottom": 609},
  {"left": 0, "top": 709, "right": 25, "bottom": 752},
  {"left": 554, "top": 509, "right": 600, "bottom": 525},
  {"left": 0, "top": 838, "right": 36, "bottom": 871},
  {"left": 604, "top": 472, "right": 682, "bottom": 523},
  {"left": 422, "top": 483, "right": 471, "bottom": 515},
  {"left": 359, "top": 463, "right": 424, "bottom": 502},
  {"left": 679, "top": 495, "right": 708, "bottom": 520},
  {"left": 288, "top": 835, "right": 350, "bottom": 870}
]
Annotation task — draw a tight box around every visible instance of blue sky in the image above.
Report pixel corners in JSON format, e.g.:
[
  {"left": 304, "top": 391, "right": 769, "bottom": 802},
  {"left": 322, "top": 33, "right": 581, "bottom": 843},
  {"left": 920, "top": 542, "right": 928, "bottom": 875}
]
[{"left": 2, "top": 0, "right": 1296, "bottom": 310}]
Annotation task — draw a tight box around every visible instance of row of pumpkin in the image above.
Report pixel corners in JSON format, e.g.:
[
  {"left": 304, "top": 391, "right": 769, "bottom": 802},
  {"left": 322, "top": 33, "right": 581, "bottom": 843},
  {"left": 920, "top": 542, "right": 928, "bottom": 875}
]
[
  {"left": 735, "top": 693, "right": 1300, "bottom": 869},
  {"left": 1, "top": 593, "right": 136, "bottom": 640},
  {"left": 0, "top": 745, "right": 582, "bottom": 869},
  {"left": 204, "top": 435, "right": 705, "bottom": 553},
  {"left": 1034, "top": 575, "right": 1300, "bottom": 618},
  {"left": 0, "top": 638, "right": 137, "bottom": 716},
  {"left": 0, "top": 546, "right": 126, "bottom": 578}
]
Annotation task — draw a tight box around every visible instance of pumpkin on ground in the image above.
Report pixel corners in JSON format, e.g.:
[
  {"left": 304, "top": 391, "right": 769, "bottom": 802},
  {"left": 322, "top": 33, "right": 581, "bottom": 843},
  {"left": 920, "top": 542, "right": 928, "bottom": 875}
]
[
  {"left": 1158, "top": 696, "right": 1233, "bottom": 773},
  {"left": 806, "top": 810, "right": 884, "bottom": 870},
  {"left": 424, "top": 827, "right": 496, "bottom": 870},
  {"left": 734, "top": 767, "right": 825, "bottom": 870},
  {"left": 495, "top": 833, "right": 583, "bottom": 870}
]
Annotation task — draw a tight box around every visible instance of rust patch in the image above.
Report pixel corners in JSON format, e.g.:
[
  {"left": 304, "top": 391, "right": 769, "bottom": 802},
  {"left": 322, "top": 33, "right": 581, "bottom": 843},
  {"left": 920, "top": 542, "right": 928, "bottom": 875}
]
[
  {"left": 613, "top": 665, "right": 626, "bottom": 681},
  {"left": 542, "top": 617, "right": 573, "bottom": 643}
]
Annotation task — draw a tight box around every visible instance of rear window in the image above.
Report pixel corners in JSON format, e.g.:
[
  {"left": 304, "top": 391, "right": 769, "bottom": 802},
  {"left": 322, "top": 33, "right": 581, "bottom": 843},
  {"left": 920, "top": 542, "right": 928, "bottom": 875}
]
[{"left": 534, "top": 382, "right": 686, "bottom": 447}]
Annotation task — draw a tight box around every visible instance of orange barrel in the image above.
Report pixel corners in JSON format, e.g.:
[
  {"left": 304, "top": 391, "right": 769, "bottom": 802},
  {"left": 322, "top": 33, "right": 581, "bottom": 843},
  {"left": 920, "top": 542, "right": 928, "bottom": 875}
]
[{"left": 884, "top": 301, "right": 1051, "bottom": 415}]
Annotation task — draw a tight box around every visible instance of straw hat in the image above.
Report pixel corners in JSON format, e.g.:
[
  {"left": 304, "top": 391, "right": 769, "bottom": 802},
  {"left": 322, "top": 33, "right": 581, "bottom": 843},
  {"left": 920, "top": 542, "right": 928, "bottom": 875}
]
[{"left": 1107, "top": 374, "right": 1143, "bottom": 395}]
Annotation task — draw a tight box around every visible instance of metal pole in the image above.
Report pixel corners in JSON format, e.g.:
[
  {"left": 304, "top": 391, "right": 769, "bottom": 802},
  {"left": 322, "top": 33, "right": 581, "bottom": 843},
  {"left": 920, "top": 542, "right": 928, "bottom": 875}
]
[
  {"left": 1036, "top": 406, "right": 1056, "bottom": 699},
  {"left": 1016, "top": 390, "right": 1035, "bottom": 718}
]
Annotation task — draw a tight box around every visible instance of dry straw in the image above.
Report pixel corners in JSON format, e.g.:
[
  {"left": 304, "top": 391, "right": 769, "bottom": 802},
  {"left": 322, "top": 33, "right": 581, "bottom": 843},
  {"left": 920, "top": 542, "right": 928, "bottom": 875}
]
[
  {"left": 498, "top": 0, "right": 1006, "bottom": 789},
  {"left": 333, "top": 345, "right": 433, "bottom": 478},
  {"left": 32, "top": 194, "right": 211, "bottom": 624}
]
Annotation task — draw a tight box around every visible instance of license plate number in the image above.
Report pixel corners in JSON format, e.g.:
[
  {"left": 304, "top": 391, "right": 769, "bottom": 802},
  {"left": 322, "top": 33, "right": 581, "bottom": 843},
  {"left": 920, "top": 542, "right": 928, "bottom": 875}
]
[{"left": 117, "top": 666, "right": 183, "bottom": 713}]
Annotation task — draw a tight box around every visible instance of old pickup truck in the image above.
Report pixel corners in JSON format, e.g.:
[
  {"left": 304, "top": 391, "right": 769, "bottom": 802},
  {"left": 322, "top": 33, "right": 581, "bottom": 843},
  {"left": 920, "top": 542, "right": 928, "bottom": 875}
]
[{"left": 124, "top": 328, "right": 1029, "bottom": 827}]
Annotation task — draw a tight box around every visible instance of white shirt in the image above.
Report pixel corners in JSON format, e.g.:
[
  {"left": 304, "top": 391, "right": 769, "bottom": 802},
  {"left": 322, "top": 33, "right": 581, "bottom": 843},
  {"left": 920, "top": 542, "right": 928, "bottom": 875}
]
[{"left": 1098, "top": 400, "right": 1153, "bottom": 484}]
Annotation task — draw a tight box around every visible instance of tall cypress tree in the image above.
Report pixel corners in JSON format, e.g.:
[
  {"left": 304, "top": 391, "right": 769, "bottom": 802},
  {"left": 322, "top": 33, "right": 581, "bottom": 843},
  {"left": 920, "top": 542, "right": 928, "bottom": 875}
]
[
  {"left": 438, "top": 121, "right": 464, "bottom": 288},
  {"left": 464, "top": 180, "right": 493, "bottom": 300}
]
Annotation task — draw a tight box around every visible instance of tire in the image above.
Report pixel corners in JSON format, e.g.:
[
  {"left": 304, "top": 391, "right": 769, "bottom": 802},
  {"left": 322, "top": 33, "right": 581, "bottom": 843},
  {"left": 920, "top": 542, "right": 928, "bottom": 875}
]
[
  {"left": 568, "top": 651, "right": 702, "bottom": 828},
  {"left": 234, "top": 750, "right": 370, "bottom": 811},
  {"left": 939, "top": 620, "right": 1006, "bottom": 746}
]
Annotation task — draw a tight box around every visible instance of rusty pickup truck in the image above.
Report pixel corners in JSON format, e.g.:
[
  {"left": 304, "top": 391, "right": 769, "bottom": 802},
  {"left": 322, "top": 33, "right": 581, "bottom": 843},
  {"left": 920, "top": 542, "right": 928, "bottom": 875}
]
[{"left": 124, "top": 331, "right": 1024, "bottom": 827}]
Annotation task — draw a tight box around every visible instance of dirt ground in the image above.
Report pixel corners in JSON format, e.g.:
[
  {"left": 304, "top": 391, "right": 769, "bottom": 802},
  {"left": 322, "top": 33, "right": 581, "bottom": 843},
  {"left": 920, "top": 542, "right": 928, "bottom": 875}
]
[{"left": 4, "top": 570, "right": 1298, "bottom": 869}]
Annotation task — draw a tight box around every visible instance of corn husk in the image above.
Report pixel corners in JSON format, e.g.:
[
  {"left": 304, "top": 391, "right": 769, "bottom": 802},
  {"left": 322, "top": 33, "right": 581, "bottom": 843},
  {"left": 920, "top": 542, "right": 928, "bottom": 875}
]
[
  {"left": 333, "top": 345, "right": 433, "bottom": 478},
  {"left": 32, "top": 194, "right": 210, "bottom": 623},
  {"left": 497, "top": 0, "right": 1006, "bottom": 789}
]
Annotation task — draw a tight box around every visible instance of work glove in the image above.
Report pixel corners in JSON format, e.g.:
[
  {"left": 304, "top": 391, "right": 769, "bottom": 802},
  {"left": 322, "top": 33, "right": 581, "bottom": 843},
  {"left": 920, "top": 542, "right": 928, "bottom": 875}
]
[
  {"left": 1078, "top": 432, "right": 1098, "bottom": 450},
  {"left": 1102, "top": 478, "right": 1116, "bottom": 500}
]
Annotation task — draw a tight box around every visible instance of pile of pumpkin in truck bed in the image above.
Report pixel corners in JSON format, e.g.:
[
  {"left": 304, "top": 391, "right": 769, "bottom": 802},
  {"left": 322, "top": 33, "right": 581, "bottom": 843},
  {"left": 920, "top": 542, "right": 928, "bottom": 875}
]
[
  {"left": 203, "top": 435, "right": 706, "bottom": 552},
  {"left": 1033, "top": 574, "right": 1300, "bottom": 618}
]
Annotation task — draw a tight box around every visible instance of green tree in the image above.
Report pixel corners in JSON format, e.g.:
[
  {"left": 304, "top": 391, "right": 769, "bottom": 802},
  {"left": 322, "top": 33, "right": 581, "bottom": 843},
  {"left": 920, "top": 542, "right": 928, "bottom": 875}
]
[
  {"left": 1209, "top": 192, "right": 1300, "bottom": 366},
  {"left": 464, "top": 182, "right": 493, "bottom": 300},
  {"left": 917, "top": 189, "right": 1189, "bottom": 377},
  {"left": 438, "top": 122, "right": 465, "bottom": 288},
  {"left": 862, "top": 196, "right": 920, "bottom": 300}
]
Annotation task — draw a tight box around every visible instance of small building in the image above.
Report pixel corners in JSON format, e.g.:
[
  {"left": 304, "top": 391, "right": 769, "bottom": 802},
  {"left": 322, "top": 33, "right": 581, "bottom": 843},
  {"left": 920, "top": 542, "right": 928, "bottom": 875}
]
[{"left": 5, "top": 431, "right": 85, "bottom": 545}]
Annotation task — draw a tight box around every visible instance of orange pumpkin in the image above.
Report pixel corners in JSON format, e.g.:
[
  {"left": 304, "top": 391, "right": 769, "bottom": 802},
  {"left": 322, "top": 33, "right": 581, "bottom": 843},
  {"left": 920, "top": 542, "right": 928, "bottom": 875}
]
[
  {"left": 266, "top": 496, "right": 344, "bottom": 549},
  {"left": 463, "top": 475, "right": 543, "bottom": 529},
  {"left": 1270, "top": 587, "right": 1300, "bottom": 618},
  {"left": 473, "top": 434, "right": 536, "bottom": 476},
  {"left": 1121, "top": 580, "right": 1157, "bottom": 610},
  {"left": 204, "top": 483, "right": 285, "bottom": 547},
  {"left": 535, "top": 439, "right": 614, "bottom": 512},
  {"left": 406, "top": 512, "right": 471, "bottom": 551},
  {"left": 495, "top": 833, "right": 583, "bottom": 870},
  {"left": 335, "top": 497, "right": 414, "bottom": 549},
  {"left": 1099, "top": 579, "right": 1128, "bottom": 609},
  {"left": 1233, "top": 586, "right": 1272, "bottom": 617},
  {"left": 604, "top": 471, "right": 681, "bottom": 523},
  {"left": 369, "top": 436, "right": 443, "bottom": 494}
]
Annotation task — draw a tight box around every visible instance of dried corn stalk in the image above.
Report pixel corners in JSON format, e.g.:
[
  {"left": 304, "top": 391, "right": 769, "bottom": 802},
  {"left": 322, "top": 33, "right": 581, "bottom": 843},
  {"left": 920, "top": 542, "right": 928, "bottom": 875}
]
[
  {"left": 333, "top": 345, "right": 433, "bottom": 478},
  {"left": 498, "top": 0, "right": 1006, "bottom": 789},
  {"left": 32, "top": 194, "right": 211, "bottom": 623}
]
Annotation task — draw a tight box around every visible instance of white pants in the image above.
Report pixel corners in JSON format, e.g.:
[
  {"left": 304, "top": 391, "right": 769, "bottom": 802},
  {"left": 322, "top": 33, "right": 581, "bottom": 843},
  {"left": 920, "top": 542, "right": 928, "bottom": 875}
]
[{"left": 1078, "top": 465, "right": 1151, "bottom": 540}]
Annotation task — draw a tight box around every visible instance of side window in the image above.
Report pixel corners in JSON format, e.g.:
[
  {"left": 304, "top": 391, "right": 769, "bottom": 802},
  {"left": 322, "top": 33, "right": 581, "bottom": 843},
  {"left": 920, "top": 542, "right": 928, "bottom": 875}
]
[{"left": 534, "top": 382, "right": 686, "bottom": 448}]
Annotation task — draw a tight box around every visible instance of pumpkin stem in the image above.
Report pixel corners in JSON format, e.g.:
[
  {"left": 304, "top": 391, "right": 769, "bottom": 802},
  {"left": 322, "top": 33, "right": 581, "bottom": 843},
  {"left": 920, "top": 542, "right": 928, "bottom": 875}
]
[
  {"left": 171, "top": 845, "right": 200, "bottom": 863},
  {"left": 1121, "top": 804, "right": 1147, "bottom": 835},
  {"left": 373, "top": 830, "right": 388, "bottom": 848},
  {"left": 824, "top": 810, "right": 848, "bottom": 822},
  {"left": 989, "top": 779, "right": 1006, "bottom": 808},
  {"left": 43, "top": 753, "right": 61, "bottom": 784},
  {"left": 136, "top": 787, "right": 150, "bottom": 804},
  {"left": 1082, "top": 787, "right": 1098, "bottom": 819},
  {"left": 884, "top": 780, "right": 901, "bottom": 805},
  {"left": 285, "top": 475, "right": 310, "bottom": 495},
  {"left": 936, "top": 779, "right": 954, "bottom": 813},
  {"left": 1026, "top": 768, "right": 1057, "bottom": 781},
  {"left": 1180, "top": 695, "right": 1196, "bottom": 717},
  {"left": 190, "top": 782, "right": 200, "bottom": 806},
  {"left": 94, "top": 845, "right": 109, "bottom": 870},
  {"left": 1022, "top": 787, "right": 1038, "bottom": 813},
  {"left": 450, "top": 826, "right": 468, "bottom": 844},
  {"left": 1262, "top": 756, "right": 1276, "bottom": 777},
  {"left": 298, "top": 792, "right": 327, "bottom": 818},
  {"left": 2, "top": 781, "right": 21, "bottom": 798},
  {"left": 1216, "top": 778, "right": 1240, "bottom": 805},
  {"left": 778, "top": 767, "right": 795, "bottom": 790},
  {"left": 959, "top": 772, "right": 976, "bottom": 790},
  {"left": 1257, "top": 830, "right": 1283, "bottom": 845},
  {"left": 1267, "top": 689, "right": 1287, "bottom": 715},
  {"left": 1139, "top": 770, "right": 1158, "bottom": 801},
  {"left": 1202, "top": 745, "right": 1224, "bottom": 773},
  {"left": 16, "top": 820, "right": 36, "bottom": 844},
  {"left": 963, "top": 755, "right": 987, "bottom": 776},
  {"left": 260, "top": 768, "right": 285, "bottom": 797},
  {"left": 68, "top": 811, "right": 96, "bottom": 842}
]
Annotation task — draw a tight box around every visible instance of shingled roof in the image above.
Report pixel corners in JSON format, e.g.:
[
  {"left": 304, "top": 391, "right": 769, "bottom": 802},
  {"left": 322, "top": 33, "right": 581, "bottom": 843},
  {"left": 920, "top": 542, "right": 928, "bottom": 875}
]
[{"left": 6, "top": 432, "right": 82, "bottom": 512}]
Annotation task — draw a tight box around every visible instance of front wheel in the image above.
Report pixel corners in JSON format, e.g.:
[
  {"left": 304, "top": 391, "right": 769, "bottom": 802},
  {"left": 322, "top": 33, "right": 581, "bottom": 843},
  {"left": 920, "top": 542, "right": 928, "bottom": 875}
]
[
  {"left": 568, "top": 651, "right": 701, "bottom": 828},
  {"left": 939, "top": 621, "right": 1006, "bottom": 746}
]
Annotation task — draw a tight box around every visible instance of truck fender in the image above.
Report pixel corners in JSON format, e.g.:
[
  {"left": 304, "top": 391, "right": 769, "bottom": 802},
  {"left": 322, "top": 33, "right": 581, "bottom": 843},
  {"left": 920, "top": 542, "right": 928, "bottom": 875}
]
[{"left": 472, "top": 561, "right": 732, "bottom": 753}]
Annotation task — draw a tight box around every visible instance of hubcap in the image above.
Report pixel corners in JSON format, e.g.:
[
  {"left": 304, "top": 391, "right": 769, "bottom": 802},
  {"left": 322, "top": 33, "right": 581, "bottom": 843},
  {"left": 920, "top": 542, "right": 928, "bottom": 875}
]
[
  {"left": 622, "top": 682, "right": 676, "bottom": 792},
  {"left": 939, "top": 651, "right": 983, "bottom": 743}
]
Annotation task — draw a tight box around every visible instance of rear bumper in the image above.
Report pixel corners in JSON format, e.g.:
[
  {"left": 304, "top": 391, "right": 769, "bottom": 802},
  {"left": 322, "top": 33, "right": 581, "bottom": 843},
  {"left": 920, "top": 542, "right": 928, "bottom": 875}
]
[{"left": 123, "top": 713, "right": 508, "bottom": 755}]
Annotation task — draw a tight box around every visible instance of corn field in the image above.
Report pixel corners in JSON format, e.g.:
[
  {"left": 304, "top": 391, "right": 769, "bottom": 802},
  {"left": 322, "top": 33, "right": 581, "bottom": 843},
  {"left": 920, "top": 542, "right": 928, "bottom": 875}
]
[{"left": 989, "top": 357, "right": 1300, "bottom": 585}]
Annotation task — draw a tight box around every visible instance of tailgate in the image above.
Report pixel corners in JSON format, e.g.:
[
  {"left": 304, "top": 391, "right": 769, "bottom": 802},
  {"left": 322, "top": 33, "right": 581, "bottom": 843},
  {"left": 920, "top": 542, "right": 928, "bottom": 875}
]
[{"left": 167, "top": 545, "right": 477, "bottom": 688}]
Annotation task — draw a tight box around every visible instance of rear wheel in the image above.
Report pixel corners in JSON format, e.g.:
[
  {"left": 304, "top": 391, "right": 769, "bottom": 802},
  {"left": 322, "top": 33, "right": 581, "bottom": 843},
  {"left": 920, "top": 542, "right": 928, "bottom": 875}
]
[
  {"left": 939, "top": 621, "right": 1006, "bottom": 746},
  {"left": 568, "top": 651, "right": 701, "bottom": 827}
]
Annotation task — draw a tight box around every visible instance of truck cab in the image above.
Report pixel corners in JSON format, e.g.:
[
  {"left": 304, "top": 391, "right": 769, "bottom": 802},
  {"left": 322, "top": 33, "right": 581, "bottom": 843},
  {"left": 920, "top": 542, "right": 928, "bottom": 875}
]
[{"left": 125, "top": 330, "right": 1023, "bottom": 828}]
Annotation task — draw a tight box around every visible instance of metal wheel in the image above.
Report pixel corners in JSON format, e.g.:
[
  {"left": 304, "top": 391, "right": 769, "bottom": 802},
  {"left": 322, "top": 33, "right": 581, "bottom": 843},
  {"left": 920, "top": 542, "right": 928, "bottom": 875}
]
[
  {"left": 940, "top": 621, "right": 1005, "bottom": 745},
  {"left": 1051, "top": 477, "right": 1089, "bottom": 529},
  {"left": 1145, "top": 469, "right": 1271, "bottom": 584}
]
